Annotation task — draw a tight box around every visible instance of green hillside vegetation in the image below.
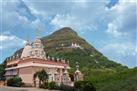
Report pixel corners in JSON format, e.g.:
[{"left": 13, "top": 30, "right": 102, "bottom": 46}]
[
  {"left": 41, "top": 27, "right": 137, "bottom": 91},
  {"left": 84, "top": 68, "right": 137, "bottom": 91},
  {"left": 2, "top": 27, "right": 137, "bottom": 91},
  {"left": 41, "top": 27, "right": 125, "bottom": 70}
]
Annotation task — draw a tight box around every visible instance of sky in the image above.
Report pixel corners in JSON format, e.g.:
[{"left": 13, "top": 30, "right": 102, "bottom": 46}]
[{"left": 0, "top": 0, "right": 137, "bottom": 68}]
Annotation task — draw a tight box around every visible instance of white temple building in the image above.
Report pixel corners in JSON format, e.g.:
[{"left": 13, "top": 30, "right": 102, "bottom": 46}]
[
  {"left": 5, "top": 37, "right": 71, "bottom": 86},
  {"left": 71, "top": 43, "right": 83, "bottom": 49}
]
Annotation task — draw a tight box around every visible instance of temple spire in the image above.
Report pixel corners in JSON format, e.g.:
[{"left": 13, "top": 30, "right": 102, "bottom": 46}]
[
  {"left": 74, "top": 62, "right": 84, "bottom": 81},
  {"left": 76, "top": 62, "right": 80, "bottom": 72},
  {"left": 35, "top": 28, "right": 41, "bottom": 39},
  {"left": 25, "top": 33, "right": 30, "bottom": 46}
]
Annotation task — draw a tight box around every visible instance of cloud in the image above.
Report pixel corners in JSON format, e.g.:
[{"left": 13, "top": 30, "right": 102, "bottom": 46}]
[
  {"left": 1, "top": 0, "right": 46, "bottom": 37},
  {"left": 106, "top": 23, "right": 126, "bottom": 37},
  {"left": 23, "top": 0, "right": 108, "bottom": 31},
  {"left": 101, "top": 43, "right": 136, "bottom": 56},
  {"left": 30, "top": 18, "right": 45, "bottom": 30},
  {"left": 100, "top": 42, "right": 137, "bottom": 67},
  {"left": 0, "top": 46, "right": 2, "bottom": 50},
  {"left": 2, "top": 0, "right": 31, "bottom": 31},
  {"left": 50, "top": 14, "right": 77, "bottom": 29},
  {"left": 106, "top": 0, "right": 137, "bottom": 37},
  {"left": 0, "top": 35, "right": 14, "bottom": 42},
  {"left": 0, "top": 34, "right": 26, "bottom": 50}
]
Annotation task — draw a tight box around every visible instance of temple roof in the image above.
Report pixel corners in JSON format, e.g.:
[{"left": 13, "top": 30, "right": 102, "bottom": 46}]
[{"left": 6, "top": 57, "right": 70, "bottom": 70}]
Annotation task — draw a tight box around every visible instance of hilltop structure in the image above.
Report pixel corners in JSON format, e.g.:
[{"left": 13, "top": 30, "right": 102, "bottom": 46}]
[
  {"left": 5, "top": 37, "right": 73, "bottom": 86},
  {"left": 70, "top": 42, "right": 83, "bottom": 49}
]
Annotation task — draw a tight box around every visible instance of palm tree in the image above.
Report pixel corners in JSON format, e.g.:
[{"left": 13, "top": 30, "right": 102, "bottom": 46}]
[{"left": 33, "top": 69, "right": 48, "bottom": 87}]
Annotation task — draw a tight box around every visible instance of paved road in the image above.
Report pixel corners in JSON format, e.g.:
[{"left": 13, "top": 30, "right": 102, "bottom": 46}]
[{"left": 0, "top": 86, "right": 59, "bottom": 91}]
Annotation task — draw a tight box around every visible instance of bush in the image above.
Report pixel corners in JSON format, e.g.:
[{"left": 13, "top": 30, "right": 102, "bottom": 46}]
[
  {"left": 74, "top": 81, "right": 96, "bottom": 91},
  {"left": 40, "top": 81, "right": 58, "bottom": 89},
  {"left": 59, "top": 84, "right": 76, "bottom": 91},
  {"left": 7, "top": 76, "right": 23, "bottom": 87},
  {"left": 39, "top": 82, "right": 48, "bottom": 89},
  {"left": 48, "top": 81, "right": 57, "bottom": 89}
]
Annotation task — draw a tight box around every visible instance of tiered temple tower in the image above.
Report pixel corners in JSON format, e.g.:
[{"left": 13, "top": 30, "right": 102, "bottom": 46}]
[
  {"left": 74, "top": 62, "right": 84, "bottom": 81},
  {"left": 21, "top": 41, "right": 32, "bottom": 58},
  {"left": 21, "top": 36, "right": 46, "bottom": 59},
  {"left": 31, "top": 37, "right": 46, "bottom": 59}
]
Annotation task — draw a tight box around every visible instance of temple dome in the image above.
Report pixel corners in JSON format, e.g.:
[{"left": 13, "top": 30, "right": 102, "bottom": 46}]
[
  {"left": 34, "top": 38, "right": 42, "bottom": 43},
  {"left": 25, "top": 41, "right": 30, "bottom": 46},
  {"left": 21, "top": 43, "right": 32, "bottom": 58}
]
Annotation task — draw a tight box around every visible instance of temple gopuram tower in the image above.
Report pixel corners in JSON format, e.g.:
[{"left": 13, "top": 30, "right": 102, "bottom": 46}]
[{"left": 74, "top": 62, "right": 84, "bottom": 81}]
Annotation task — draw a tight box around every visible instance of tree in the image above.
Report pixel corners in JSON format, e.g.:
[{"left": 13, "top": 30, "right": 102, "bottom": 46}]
[
  {"left": 75, "top": 81, "right": 96, "bottom": 91},
  {"left": 7, "top": 76, "right": 23, "bottom": 87},
  {"left": 0, "top": 65, "right": 5, "bottom": 80},
  {"left": 0, "top": 61, "right": 6, "bottom": 81},
  {"left": 33, "top": 69, "right": 48, "bottom": 87}
]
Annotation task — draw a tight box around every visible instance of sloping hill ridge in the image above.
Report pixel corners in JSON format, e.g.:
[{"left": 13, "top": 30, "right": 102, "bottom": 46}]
[
  {"left": 6, "top": 27, "right": 126, "bottom": 70},
  {"left": 41, "top": 27, "right": 125, "bottom": 69}
]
